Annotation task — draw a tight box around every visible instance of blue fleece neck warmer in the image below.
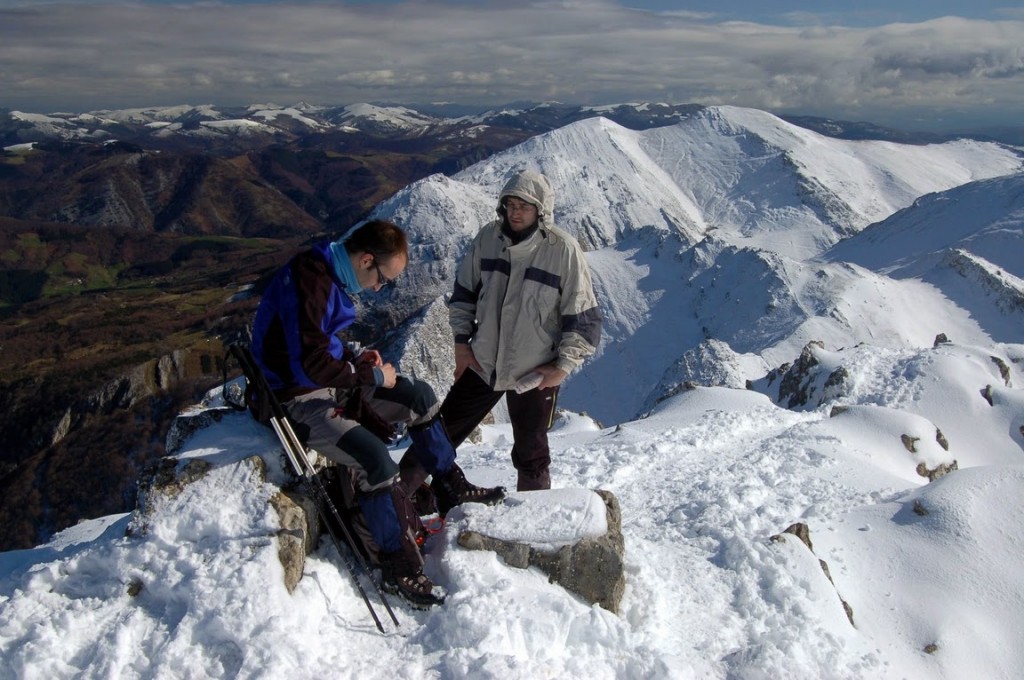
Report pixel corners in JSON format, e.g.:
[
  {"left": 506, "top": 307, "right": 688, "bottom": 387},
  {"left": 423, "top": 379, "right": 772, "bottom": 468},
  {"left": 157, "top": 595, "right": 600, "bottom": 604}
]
[{"left": 328, "top": 240, "right": 362, "bottom": 293}]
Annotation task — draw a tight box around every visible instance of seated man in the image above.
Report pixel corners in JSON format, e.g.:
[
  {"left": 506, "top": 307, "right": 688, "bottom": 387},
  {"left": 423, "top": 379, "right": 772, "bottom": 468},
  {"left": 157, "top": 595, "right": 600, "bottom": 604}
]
[{"left": 251, "top": 219, "right": 504, "bottom": 607}]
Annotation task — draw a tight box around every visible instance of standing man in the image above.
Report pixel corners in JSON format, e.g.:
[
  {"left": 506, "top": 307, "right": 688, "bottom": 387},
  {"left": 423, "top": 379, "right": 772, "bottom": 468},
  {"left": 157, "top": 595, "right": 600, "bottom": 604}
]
[
  {"left": 251, "top": 219, "right": 503, "bottom": 608},
  {"left": 442, "top": 170, "right": 602, "bottom": 491}
]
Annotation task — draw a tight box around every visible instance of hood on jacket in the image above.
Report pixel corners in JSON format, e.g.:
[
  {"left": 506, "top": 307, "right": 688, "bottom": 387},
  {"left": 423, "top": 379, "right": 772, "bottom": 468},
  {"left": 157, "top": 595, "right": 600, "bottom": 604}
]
[{"left": 496, "top": 169, "right": 554, "bottom": 229}]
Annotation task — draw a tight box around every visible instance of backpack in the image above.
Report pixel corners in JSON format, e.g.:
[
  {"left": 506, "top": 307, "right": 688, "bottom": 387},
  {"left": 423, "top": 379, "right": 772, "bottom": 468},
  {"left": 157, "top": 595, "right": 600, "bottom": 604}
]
[{"left": 222, "top": 344, "right": 271, "bottom": 423}]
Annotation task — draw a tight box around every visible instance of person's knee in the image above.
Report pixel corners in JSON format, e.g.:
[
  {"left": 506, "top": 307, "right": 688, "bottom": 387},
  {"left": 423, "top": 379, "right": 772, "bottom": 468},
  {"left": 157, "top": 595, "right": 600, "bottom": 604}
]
[
  {"left": 406, "top": 379, "right": 440, "bottom": 422},
  {"left": 337, "top": 427, "right": 399, "bottom": 487}
]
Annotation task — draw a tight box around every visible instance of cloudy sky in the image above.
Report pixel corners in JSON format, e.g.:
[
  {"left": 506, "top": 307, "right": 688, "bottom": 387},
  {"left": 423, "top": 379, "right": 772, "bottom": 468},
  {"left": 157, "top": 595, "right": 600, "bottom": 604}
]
[{"left": 1, "top": 0, "right": 1022, "bottom": 131}]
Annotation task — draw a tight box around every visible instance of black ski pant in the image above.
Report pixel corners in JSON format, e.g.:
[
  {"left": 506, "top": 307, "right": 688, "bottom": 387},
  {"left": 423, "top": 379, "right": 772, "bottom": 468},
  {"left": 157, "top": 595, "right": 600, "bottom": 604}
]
[
  {"left": 285, "top": 376, "right": 451, "bottom": 562},
  {"left": 439, "top": 369, "right": 559, "bottom": 491}
]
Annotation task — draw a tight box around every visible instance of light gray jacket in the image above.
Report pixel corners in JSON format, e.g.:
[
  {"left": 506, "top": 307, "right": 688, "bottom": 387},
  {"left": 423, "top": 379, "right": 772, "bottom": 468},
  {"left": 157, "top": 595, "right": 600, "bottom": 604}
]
[{"left": 449, "top": 170, "right": 602, "bottom": 390}]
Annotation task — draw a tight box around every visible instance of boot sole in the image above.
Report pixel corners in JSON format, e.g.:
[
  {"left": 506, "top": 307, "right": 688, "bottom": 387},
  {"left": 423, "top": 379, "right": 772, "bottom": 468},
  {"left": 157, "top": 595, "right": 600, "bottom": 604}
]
[{"left": 381, "top": 578, "right": 446, "bottom": 609}]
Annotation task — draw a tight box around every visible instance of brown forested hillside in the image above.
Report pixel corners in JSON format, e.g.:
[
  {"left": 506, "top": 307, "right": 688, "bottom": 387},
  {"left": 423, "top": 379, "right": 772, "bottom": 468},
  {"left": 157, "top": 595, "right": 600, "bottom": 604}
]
[
  {"left": 0, "top": 217, "right": 296, "bottom": 549},
  {"left": 0, "top": 115, "right": 534, "bottom": 550}
]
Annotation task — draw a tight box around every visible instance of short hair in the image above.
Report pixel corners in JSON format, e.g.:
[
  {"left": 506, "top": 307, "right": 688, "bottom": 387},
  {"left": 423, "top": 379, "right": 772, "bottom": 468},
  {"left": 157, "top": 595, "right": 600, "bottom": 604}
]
[{"left": 343, "top": 219, "right": 408, "bottom": 263}]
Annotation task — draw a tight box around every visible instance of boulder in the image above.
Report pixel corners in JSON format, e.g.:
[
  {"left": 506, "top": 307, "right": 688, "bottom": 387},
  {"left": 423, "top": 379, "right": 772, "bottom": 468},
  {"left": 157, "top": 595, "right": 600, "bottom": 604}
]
[
  {"left": 457, "top": 488, "right": 626, "bottom": 613},
  {"left": 270, "top": 490, "right": 320, "bottom": 593},
  {"left": 165, "top": 407, "right": 234, "bottom": 454},
  {"left": 131, "top": 451, "right": 321, "bottom": 593}
]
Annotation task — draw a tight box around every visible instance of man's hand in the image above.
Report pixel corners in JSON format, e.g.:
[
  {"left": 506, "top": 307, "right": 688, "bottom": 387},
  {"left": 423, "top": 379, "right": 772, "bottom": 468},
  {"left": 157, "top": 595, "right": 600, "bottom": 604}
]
[
  {"left": 454, "top": 343, "right": 482, "bottom": 380},
  {"left": 356, "top": 349, "right": 382, "bottom": 367},
  {"left": 534, "top": 364, "right": 568, "bottom": 390},
  {"left": 378, "top": 362, "right": 398, "bottom": 388},
  {"left": 356, "top": 349, "right": 396, "bottom": 387}
]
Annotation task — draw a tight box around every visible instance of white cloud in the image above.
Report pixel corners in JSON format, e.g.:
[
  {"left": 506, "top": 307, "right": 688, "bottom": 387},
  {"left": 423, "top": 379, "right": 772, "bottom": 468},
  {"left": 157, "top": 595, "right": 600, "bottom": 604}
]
[{"left": 0, "top": 2, "right": 1021, "bottom": 129}]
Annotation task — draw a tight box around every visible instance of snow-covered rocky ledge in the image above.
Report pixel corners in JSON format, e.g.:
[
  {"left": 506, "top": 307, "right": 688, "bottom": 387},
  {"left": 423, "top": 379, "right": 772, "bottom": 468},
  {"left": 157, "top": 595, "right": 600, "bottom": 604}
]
[
  {"left": 154, "top": 412, "right": 627, "bottom": 611},
  {"left": 454, "top": 488, "right": 625, "bottom": 613}
]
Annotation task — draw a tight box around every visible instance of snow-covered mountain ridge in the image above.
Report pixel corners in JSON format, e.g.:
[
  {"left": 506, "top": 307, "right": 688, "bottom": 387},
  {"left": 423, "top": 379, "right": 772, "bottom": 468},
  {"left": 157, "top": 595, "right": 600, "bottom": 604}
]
[
  {"left": 1, "top": 101, "right": 705, "bottom": 147},
  {"left": 365, "top": 105, "right": 1023, "bottom": 425}
]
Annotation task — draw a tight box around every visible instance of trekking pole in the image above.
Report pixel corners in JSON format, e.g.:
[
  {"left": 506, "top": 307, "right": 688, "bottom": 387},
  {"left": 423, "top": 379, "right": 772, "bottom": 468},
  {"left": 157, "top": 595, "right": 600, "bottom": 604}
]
[
  {"left": 228, "top": 345, "right": 400, "bottom": 633},
  {"left": 268, "top": 417, "right": 398, "bottom": 633},
  {"left": 274, "top": 412, "right": 401, "bottom": 629}
]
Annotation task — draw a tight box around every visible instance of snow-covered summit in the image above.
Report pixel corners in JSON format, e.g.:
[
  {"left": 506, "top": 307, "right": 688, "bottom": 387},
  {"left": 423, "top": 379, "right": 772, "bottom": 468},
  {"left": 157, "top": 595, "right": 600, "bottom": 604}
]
[
  {"left": 1, "top": 333, "right": 1020, "bottom": 678},
  {"left": 248, "top": 106, "right": 326, "bottom": 129},
  {"left": 333, "top": 103, "right": 443, "bottom": 133}
]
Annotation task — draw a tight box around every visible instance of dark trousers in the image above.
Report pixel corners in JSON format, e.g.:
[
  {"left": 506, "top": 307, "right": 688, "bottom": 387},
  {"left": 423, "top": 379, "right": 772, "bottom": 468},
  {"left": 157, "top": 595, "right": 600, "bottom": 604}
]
[
  {"left": 286, "top": 376, "right": 449, "bottom": 556},
  {"left": 440, "top": 369, "right": 559, "bottom": 490}
]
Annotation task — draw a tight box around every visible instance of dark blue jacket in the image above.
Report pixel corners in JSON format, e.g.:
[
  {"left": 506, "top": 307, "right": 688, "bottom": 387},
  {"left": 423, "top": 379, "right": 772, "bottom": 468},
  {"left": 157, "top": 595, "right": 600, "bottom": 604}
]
[{"left": 252, "top": 242, "right": 375, "bottom": 398}]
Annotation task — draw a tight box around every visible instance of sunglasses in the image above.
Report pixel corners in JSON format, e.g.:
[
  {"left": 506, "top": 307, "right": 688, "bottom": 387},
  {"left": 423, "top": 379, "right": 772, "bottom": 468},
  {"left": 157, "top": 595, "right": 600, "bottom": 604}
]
[{"left": 373, "top": 259, "right": 397, "bottom": 289}]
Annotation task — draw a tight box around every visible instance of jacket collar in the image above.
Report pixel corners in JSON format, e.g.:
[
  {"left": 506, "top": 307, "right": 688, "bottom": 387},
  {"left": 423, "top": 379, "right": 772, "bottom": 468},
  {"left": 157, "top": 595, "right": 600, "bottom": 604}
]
[
  {"left": 501, "top": 219, "right": 539, "bottom": 245},
  {"left": 324, "top": 240, "right": 362, "bottom": 293}
]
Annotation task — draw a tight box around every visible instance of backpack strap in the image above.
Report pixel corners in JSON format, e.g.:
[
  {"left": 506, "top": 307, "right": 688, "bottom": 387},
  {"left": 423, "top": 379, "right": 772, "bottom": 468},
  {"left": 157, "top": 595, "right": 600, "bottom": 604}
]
[{"left": 225, "top": 343, "right": 274, "bottom": 423}]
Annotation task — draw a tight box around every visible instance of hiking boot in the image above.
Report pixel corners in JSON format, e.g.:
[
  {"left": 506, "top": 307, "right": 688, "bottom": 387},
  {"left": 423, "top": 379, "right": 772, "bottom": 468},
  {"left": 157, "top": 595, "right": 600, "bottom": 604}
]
[
  {"left": 516, "top": 469, "right": 551, "bottom": 492},
  {"left": 431, "top": 463, "right": 505, "bottom": 516},
  {"left": 380, "top": 566, "right": 445, "bottom": 608},
  {"left": 378, "top": 547, "right": 444, "bottom": 608}
]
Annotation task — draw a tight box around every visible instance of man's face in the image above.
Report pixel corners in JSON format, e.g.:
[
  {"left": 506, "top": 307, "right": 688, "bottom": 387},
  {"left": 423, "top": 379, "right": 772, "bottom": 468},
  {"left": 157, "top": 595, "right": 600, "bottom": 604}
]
[
  {"left": 359, "top": 252, "right": 407, "bottom": 292},
  {"left": 504, "top": 197, "right": 538, "bottom": 232}
]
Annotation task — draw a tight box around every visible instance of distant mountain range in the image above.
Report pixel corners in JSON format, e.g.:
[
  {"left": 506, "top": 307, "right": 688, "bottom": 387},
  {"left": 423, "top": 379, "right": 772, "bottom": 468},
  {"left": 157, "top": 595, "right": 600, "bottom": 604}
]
[
  {"left": 0, "top": 102, "right": 702, "bottom": 149},
  {"left": 6, "top": 101, "right": 1021, "bottom": 150}
]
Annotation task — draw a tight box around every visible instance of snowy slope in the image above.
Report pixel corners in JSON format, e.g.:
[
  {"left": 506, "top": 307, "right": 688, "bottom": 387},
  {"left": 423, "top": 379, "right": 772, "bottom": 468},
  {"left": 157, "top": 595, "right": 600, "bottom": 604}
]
[
  {"left": 640, "top": 107, "right": 1022, "bottom": 257},
  {"left": 1, "top": 335, "right": 1021, "bottom": 678},
  {"left": 820, "top": 171, "right": 1024, "bottom": 345},
  {"left": 825, "top": 171, "right": 1024, "bottom": 277}
]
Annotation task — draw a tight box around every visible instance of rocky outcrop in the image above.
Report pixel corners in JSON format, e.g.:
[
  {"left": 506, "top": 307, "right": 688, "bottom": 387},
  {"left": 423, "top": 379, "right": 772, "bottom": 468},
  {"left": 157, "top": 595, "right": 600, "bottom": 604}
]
[
  {"left": 770, "top": 522, "right": 854, "bottom": 627},
  {"left": 131, "top": 451, "right": 318, "bottom": 593},
  {"left": 457, "top": 489, "right": 626, "bottom": 613},
  {"left": 990, "top": 356, "right": 1012, "bottom": 387},
  {"left": 774, "top": 340, "right": 850, "bottom": 409},
  {"left": 269, "top": 490, "right": 320, "bottom": 593},
  {"left": 50, "top": 344, "right": 225, "bottom": 450},
  {"left": 130, "top": 457, "right": 217, "bottom": 536},
  {"left": 165, "top": 407, "right": 234, "bottom": 454},
  {"left": 943, "top": 248, "right": 1024, "bottom": 316},
  {"left": 916, "top": 460, "right": 959, "bottom": 482}
]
